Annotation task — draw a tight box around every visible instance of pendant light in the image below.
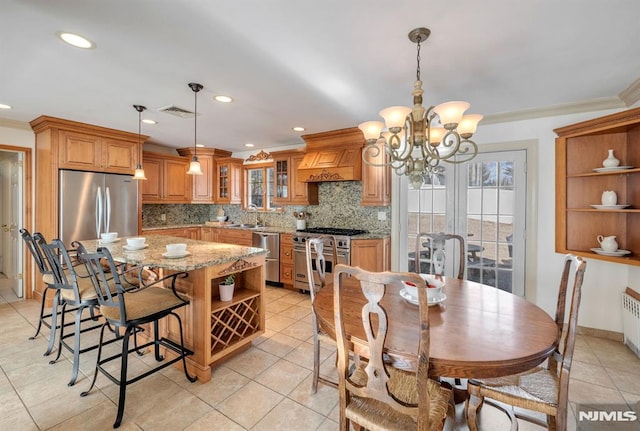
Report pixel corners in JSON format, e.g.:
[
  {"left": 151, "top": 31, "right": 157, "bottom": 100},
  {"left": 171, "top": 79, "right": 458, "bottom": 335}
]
[
  {"left": 186, "top": 82, "right": 204, "bottom": 175},
  {"left": 132, "top": 105, "right": 147, "bottom": 180}
]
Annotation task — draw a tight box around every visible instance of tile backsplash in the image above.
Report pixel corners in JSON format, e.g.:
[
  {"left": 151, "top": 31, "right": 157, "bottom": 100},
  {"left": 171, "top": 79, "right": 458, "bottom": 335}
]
[{"left": 143, "top": 181, "right": 390, "bottom": 233}]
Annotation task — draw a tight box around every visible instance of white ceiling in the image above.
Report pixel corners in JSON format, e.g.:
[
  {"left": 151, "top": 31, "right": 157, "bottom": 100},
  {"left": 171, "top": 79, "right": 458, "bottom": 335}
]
[{"left": 2, "top": 0, "right": 640, "bottom": 152}]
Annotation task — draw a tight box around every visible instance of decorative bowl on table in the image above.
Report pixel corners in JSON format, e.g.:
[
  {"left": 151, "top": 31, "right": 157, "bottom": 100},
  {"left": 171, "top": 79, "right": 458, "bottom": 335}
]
[{"left": 401, "top": 275, "right": 445, "bottom": 304}]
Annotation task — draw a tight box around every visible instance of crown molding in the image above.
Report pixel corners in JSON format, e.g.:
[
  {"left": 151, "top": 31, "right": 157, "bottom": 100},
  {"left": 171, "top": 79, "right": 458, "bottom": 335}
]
[
  {"left": 0, "top": 117, "right": 31, "bottom": 130},
  {"left": 481, "top": 97, "right": 627, "bottom": 125},
  {"left": 619, "top": 77, "right": 640, "bottom": 107}
]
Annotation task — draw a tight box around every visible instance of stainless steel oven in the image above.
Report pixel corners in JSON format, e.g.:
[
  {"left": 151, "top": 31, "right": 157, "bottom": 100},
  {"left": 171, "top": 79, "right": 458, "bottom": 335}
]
[{"left": 292, "top": 228, "right": 366, "bottom": 291}]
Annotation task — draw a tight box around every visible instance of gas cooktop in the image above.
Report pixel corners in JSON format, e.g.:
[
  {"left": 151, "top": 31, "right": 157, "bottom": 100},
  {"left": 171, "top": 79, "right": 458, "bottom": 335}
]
[{"left": 296, "top": 227, "right": 367, "bottom": 236}]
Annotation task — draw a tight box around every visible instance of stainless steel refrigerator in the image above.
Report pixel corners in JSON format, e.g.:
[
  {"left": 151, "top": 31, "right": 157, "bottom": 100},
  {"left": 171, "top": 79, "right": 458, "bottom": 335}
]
[{"left": 59, "top": 170, "right": 138, "bottom": 245}]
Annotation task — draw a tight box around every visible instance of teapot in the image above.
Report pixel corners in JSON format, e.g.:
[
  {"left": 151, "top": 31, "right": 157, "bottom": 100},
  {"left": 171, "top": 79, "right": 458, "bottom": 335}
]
[{"left": 597, "top": 235, "right": 618, "bottom": 252}]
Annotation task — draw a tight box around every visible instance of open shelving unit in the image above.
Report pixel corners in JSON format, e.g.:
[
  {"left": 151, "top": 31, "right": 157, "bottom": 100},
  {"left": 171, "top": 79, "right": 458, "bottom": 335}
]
[{"left": 555, "top": 107, "right": 640, "bottom": 265}]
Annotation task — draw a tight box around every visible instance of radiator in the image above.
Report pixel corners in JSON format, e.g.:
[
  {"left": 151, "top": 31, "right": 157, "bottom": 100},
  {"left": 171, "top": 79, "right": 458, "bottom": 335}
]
[{"left": 622, "top": 291, "right": 640, "bottom": 358}]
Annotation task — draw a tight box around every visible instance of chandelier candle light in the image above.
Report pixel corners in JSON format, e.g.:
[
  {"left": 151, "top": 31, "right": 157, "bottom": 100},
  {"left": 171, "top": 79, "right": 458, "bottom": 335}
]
[
  {"left": 186, "top": 82, "right": 204, "bottom": 176},
  {"left": 359, "top": 27, "right": 482, "bottom": 188}
]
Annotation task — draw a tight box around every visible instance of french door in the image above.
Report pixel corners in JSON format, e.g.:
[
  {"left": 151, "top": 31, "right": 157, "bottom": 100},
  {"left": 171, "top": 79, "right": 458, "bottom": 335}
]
[{"left": 400, "top": 149, "right": 527, "bottom": 296}]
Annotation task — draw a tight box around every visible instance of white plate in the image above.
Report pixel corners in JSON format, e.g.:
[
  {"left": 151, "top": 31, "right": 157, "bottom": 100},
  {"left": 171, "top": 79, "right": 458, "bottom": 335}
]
[
  {"left": 162, "top": 251, "right": 191, "bottom": 259},
  {"left": 399, "top": 288, "right": 446, "bottom": 306},
  {"left": 590, "top": 204, "right": 631, "bottom": 210},
  {"left": 593, "top": 166, "right": 634, "bottom": 172},
  {"left": 590, "top": 248, "right": 631, "bottom": 257},
  {"left": 123, "top": 244, "right": 148, "bottom": 251},
  {"left": 98, "top": 238, "right": 120, "bottom": 245}
]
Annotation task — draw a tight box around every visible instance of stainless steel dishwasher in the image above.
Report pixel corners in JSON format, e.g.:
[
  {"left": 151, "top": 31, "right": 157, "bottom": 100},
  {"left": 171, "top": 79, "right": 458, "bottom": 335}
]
[{"left": 252, "top": 231, "right": 280, "bottom": 284}]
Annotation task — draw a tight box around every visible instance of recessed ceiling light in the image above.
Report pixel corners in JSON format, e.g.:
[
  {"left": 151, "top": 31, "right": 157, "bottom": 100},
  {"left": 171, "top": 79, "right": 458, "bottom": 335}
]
[
  {"left": 214, "top": 95, "right": 233, "bottom": 103},
  {"left": 0, "top": 103, "right": 12, "bottom": 110},
  {"left": 292, "top": 126, "right": 305, "bottom": 132},
  {"left": 57, "top": 32, "right": 95, "bottom": 49},
  {"left": 196, "top": 144, "right": 205, "bottom": 148},
  {"left": 245, "top": 143, "right": 255, "bottom": 148},
  {"left": 142, "top": 119, "right": 157, "bottom": 125}
]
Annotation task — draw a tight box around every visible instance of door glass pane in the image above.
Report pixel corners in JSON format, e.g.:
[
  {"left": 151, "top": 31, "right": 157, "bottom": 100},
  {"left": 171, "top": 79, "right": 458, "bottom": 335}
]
[{"left": 247, "top": 168, "right": 264, "bottom": 208}]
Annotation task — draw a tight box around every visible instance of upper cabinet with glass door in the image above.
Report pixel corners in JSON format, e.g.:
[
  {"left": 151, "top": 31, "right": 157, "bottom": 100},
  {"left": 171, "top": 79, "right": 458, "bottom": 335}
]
[
  {"left": 271, "top": 149, "right": 318, "bottom": 206},
  {"left": 215, "top": 157, "right": 243, "bottom": 205}
]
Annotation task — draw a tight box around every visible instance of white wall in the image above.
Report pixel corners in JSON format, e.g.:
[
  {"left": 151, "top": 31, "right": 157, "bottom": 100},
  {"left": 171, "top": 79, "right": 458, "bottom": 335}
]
[{"left": 476, "top": 108, "right": 631, "bottom": 333}]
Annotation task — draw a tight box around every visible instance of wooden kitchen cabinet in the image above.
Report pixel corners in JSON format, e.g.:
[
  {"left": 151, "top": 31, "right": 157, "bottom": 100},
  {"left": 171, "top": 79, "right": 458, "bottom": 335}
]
[
  {"left": 361, "top": 139, "right": 391, "bottom": 206},
  {"left": 279, "top": 233, "right": 294, "bottom": 289},
  {"left": 141, "top": 152, "right": 191, "bottom": 203},
  {"left": 351, "top": 237, "right": 390, "bottom": 272},
  {"left": 217, "top": 228, "right": 253, "bottom": 247},
  {"left": 145, "top": 227, "right": 198, "bottom": 239},
  {"left": 215, "top": 157, "right": 243, "bottom": 205},
  {"left": 272, "top": 150, "right": 318, "bottom": 205},
  {"left": 200, "top": 227, "right": 219, "bottom": 242},
  {"left": 58, "top": 130, "right": 140, "bottom": 174},
  {"left": 555, "top": 107, "right": 640, "bottom": 266},
  {"left": 177, "top": 147, "right": 233, "bottom": 203}
]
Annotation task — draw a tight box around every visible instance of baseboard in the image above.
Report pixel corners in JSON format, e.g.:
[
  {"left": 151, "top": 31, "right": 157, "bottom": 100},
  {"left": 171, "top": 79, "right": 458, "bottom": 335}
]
[{"left": 576, "top": 325, "right": 623, "bottom": 342}]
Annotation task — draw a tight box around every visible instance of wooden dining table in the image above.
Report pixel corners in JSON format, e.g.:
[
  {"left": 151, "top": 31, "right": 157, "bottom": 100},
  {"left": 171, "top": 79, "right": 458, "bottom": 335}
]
[{"left": 314, "top": 277, "right": 558, "bottom": 379}]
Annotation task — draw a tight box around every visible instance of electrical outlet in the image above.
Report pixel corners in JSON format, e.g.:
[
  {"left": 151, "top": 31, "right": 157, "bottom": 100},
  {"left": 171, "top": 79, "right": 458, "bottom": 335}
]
[
  {"left": 377, "top": 211, "right": 387, "bottom": 221},
  {"left": 160, "top": 213, "right": 166, "bottom": 221}
]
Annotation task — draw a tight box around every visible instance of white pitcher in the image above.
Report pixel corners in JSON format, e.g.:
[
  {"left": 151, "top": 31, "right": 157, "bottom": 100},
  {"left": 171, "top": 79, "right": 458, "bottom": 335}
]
[{"left": 597, "top": 235, "right": 618, "bottom": 252}]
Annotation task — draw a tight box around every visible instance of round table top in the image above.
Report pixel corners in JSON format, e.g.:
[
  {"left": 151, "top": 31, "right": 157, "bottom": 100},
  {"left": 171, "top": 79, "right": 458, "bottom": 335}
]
[{"left": 314, "top": 277, "right": 558, "bottom": 379}]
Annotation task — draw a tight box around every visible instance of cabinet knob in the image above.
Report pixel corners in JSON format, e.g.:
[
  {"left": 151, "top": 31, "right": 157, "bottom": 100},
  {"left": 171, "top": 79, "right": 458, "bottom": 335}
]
[{"left": 285, "top": 251, "right": 291, "bottom": 257}]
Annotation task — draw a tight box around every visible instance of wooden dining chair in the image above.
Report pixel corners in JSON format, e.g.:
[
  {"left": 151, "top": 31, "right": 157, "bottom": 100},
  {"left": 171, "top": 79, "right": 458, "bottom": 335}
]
[
  {"left": 333, "top": 264, "right": 453, "bottom": 431},
  {"left": 76, "top": 243, "right": 197, "bottom": 428},
  {"left": 465, "top": 254, "right": 587, "bottom": 431},
  {"left": 305, "top": 235, "right": 339, "bottom": 393},
  {"left": 414, "top": 232, "right": 466, "bottom": 279}
]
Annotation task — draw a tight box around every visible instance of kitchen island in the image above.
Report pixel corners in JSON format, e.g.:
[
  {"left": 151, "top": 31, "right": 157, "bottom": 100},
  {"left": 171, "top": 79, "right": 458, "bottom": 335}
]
[{"left": 80, "top": 235, "right": 267, "bottom": 382}]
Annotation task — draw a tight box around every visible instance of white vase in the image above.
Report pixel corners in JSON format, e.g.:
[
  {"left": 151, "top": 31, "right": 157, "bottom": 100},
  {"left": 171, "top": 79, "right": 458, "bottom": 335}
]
[
  {"left": 219, "top": 283, "right": 235, "bottom": 301},
  {"left": 601, "top": 191, "right": 617, "bottom": 206},
  {"left": 602, "top": 149, "right": 620, "bottom": 168}
]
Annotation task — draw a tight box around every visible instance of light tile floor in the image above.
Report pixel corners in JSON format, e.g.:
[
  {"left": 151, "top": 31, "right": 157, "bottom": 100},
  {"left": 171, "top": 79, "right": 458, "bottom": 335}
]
[{"left": 1, "top": 278, "right": 639, "bottom": 430}]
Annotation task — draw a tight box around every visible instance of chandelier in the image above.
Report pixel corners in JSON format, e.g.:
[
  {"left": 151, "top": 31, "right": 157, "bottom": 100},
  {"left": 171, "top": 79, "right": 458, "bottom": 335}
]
[{"left": 359, "top": 27, "right": 482, "bottom": 188}]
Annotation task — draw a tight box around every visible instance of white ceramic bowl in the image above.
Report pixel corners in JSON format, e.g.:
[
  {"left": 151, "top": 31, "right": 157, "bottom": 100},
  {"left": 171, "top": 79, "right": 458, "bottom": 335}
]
[
  {"left": 216, "top": 216, "right": 228, "bottom": 222},
  {"left": 101, "top": 232, "right": 118, "bottom": 241},
  {"left": 402, "top": 275, "right": 444, "bottom": 301},
  {"left": 166, "top": 243, "right": 187, "bottom": 255},
  {"left": 126, "top": 237, "right": 146, "bottom": 248}
]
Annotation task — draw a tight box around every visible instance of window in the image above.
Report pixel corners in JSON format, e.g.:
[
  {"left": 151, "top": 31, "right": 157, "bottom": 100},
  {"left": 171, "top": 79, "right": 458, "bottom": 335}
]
[{"left": 245, "top": 163, "right": 275, "bottom": 210}]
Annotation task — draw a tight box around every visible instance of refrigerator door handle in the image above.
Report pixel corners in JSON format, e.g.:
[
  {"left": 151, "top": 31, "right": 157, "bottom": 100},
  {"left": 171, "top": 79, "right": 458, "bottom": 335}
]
[
  {"left": 96, "top": 186, "right": 103, "bottom": 237},
  {"left": 105, "top": 186, "right": 111, "bottom": 234}
]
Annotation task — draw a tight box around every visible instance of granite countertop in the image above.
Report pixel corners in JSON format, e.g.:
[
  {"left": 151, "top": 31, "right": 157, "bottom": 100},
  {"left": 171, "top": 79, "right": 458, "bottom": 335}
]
[
  {"left": 141, "top": 224, "right": 390, "bottom": 239},
  {"left": 78, "top": 235, "right": 267, "bottom": 271}
]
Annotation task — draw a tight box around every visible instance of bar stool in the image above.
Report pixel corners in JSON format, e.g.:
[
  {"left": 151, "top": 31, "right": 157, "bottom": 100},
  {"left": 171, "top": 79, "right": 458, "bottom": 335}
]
[
  {"left": 77, "top": 243, "right": 196, "bottom": 428},
  {"left": 20, "top": 229, "right": 82, "bottom": 356}
]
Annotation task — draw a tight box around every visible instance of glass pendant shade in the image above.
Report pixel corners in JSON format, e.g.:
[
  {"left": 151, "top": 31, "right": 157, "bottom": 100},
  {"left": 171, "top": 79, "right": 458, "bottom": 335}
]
[
  {"left": 457, "top": 114, "right": 484, "bottom": 137},
  {"left": 428, "top": 127, "right": 446, "bottom": 145},
  {"left": 133, "top": 164, "right": 147, "bottom": 180},
  {"left": 379, "top": 106, "right": 412, "bottom": 130},
  {"left": 358, "top": 121, "right": 384, "bottom": 141},
  {"left": 187, "top": 157, "right": 203, "bottom": 175},
  {"left": 433, "top": 101, "right": 470, "bottom": 127}
]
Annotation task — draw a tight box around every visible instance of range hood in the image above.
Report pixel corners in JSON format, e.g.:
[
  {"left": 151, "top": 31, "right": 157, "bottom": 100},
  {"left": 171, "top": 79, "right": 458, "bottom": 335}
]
[{"left": 298, "top": 127, "right": 364, "bottom": 182}]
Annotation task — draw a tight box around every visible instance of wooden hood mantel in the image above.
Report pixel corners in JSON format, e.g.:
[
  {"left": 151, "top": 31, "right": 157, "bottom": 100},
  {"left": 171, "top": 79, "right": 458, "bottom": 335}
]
[{"left": 298, "top": 127, "right": 364, "bottom": 182}]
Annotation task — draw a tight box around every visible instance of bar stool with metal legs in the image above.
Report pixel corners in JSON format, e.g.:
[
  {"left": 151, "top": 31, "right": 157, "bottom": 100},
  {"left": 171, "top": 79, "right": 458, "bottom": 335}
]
[
  {"left": 36, "top": 235, "right": 115, "bottom": 386},
  {"left": 77, "top": 243, "right": 196, "bottom": 428},
  {"left": 20, "top": 228, "right": 81, "bottom": 356}
]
